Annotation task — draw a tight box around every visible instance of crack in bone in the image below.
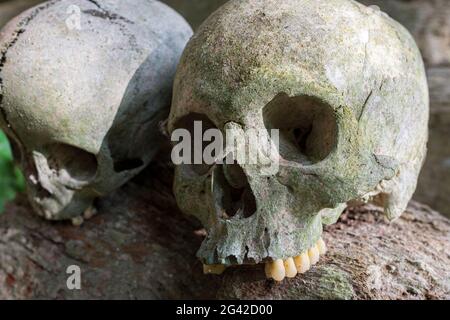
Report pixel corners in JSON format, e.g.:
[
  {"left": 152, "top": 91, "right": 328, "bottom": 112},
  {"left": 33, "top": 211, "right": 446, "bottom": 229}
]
[
  {"left": 84, "top": 0, "right": 134, "bottom": 24},
  {"left": 82, "top": 0, "right": 138, "bottom": 50},
  {"left": 359, "top": 89, "right": 374, "bottom": 122}
]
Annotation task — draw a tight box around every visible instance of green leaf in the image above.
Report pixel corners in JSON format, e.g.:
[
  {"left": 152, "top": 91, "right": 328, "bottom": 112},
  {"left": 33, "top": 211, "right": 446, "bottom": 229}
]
[{"left": 0, "top": 130, "right": 24, "bottom": 213}]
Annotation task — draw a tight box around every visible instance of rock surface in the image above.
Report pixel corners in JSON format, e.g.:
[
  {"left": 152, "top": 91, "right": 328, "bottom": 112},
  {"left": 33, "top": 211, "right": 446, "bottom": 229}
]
[
  {"left": 359, "top": 0, "right": 450, "bottom": 67},
  {"left": 0, "top": 0, "right": 43, "bottom": 27},
  {"left": 163, "top": 0, "right": 228, "bottom": 30},
  {"left": 415, "top": 67, "right": 450, "bottom": 216},
  {"left": 0, "top": 158, "right": 448, "bottom": 299}
]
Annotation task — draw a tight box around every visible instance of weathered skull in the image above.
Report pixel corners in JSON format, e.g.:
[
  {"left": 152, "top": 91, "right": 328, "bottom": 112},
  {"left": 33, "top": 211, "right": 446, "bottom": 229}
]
[
  {"left": 169, "top": 0, "right": 429, "bottom": 280},
  {"left": 0, "top": 0, "right": 192, "bottom": 221}
]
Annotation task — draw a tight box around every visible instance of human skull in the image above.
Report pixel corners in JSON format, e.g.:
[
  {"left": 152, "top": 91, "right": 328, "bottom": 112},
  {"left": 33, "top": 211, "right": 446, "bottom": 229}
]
[
  {"left": 0, "top": 0, "right": 193, "bottom": 221},
  {"left": 168, "top": 0, "right": 429, "bottom": 280}
]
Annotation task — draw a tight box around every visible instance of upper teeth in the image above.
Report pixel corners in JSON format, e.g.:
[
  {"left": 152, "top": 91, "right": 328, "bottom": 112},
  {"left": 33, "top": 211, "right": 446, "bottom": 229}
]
[
  {"left": 203, "top": 264, "right": 227, "bottom": 275},
  {"left": 265, "top": 238, "right": 327, "bottom": 282},
  {"left": 202, "top": 237, "right": 328, "bottom": 281}
]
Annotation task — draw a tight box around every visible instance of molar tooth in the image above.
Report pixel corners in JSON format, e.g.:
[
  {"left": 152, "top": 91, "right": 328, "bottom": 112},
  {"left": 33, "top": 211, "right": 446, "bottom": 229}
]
[
  {"left": 203, "top": 264, "right": 226, "bottom": 275},
  {"left": 317, "top": 238, "right": 327, "bottom": 255},
  {"left": 308, "top": 245, "right": 320, "bottom": 265},
  {"left": 71, "top": 216, "right": 84, "bottom": 227},
  {"left": 294, "top": 252, "right": 311, "bottom": 274},
  {"left": 266, "top": 259, "right": 286, "bottom": 282},
  {"left": 284, "top": 258, "right": 297, "bottom": 278},
  {"left": 265, "top": 262, "right": 272, "bottom": 278},
  {"left": 83, "top": 206, "right": 97, "bottom": 220}
]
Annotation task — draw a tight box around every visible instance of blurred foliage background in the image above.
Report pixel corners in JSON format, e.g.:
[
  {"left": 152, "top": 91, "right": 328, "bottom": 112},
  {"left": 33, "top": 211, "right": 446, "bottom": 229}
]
[{"left": 0, "top": 0, "right": 449, "bottom": 216}]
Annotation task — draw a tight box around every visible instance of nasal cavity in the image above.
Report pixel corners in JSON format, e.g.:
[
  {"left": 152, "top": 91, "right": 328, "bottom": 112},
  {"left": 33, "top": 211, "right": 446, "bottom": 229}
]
[
  {"left": 220, "top": 162, "right": 257, "bottom": 219},
  {"left": 263, "top": 93, "right": 338, "bottom": 165}
]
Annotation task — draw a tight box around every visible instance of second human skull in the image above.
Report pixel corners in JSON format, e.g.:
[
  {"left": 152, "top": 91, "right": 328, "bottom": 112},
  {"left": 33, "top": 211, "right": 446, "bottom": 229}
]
[{"left": 0, "top": 0, "right": 193, "bottom": 220}]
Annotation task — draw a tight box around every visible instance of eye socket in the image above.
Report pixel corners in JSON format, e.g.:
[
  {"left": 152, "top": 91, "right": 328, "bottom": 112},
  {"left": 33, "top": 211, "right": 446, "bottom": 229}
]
[
  {"left": 173, "top": 113, "right": 220, "bottom": 176},
  {"left": 45, "top": 143, "right": 98, "bottom": 182},
  {"left": 263, "top": 93, "right": 338, "bottom": 165}
]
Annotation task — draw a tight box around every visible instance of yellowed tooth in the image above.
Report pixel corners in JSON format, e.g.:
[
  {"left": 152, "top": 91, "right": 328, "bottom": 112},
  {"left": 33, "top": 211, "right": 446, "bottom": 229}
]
[
  {"left": 71, "top": 216, "right": 84, "bottom": 227},
  {"left": 308, "top": 245, "right": 320, "bottom": 265},
  {"left": 317, "top": 238, "right": 327, "bottom": 255},
  {"left": 294, "top": 252, "right": 311, "bottom": 274},
  {"left": 265, "top": 262, "right": 272, "bottom": 278},
  {"left": 83, "top": 206, "right": 97, "bottom": 220},
  {"left": 284, "top": 258, "right": 297, "bottom": 278},
  {"left": 203, "top": 264, "right": 226, "bottom": 275},
  {"left": 266, "top": 259, "right": 286, "bottom": 282}
]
